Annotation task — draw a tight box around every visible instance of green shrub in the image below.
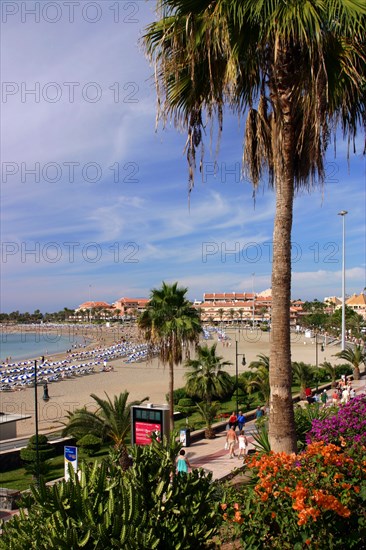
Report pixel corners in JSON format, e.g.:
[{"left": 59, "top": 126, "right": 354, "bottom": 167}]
[
  {"left": 20, "top": 434, "right": 55, "bottom": 477},
  {"left": 335, "top": 364, "right": 353, "bottom": 377},
  {"left": 176, "top": 397, "right": 196, "bottom": 416},
  {"left": 166, "top": 387, "right": 188, "bottom": 404},
  {"left": 77, "top": 434, "right": 102, "bottom": 456}
]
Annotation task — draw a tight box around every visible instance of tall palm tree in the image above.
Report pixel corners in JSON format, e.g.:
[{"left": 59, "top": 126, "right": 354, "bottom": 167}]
[
  {"left": 143, "top": 1, "right": 365, "bottom": 453},
  {"left": 62, "top": 391, "right": 148, "bottom": 470},
  {"left": 217, "top": 308, "right": 224, "bottom": 327},
  {"left": 335, "top": 344, "right": 365, "bottom": 380},
  {"left": 138, "top": 281, "right": 202, "bottom": 429},
  {"left": 185, "top": 343, "right": 233, "bottom": 405}
]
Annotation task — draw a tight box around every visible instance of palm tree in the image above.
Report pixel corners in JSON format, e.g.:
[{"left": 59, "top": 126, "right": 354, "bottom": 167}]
[
  {"left": 62, "top": 391, "right": 148, "bottom": 470},
  {"left": 320, "top": 360, "right": 337, "bottom": 388},
  {"left": 238, "top": 309, "right": 244, "bottom": 326},
  {"left": 292, "top": 362, "right": 314, "bottom": 400},
  {"left": 247, "top": 354, "right": 270, "bottom": 405},
  {"left": 195, "top": 401, "right": 221, "bottom": 439},
  {"left": 217, "top": 308, "right": 224, "bottom": 327},
  {"left": 335, "top": 345, "right": 365, "bottom": 380},
  {"left": 143, "top": 1, "right": 365, "bottom": 453},
  {"left": 185, "top": 343, "right": 233, "bottom": 406},
  {"left": 138, "top": 281, "right": 202, "bottom": 429},
  {"left": 249, "top": 354, "right": 270, "bottom": 373}
]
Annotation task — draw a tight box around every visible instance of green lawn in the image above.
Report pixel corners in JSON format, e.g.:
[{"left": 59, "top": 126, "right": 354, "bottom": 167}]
[{"left": 0, "top": 445, "right": 112, "bottom": 492}]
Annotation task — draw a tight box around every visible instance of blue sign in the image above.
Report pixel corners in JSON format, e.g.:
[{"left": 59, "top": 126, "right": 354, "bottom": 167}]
[{"left": 64, "top": 445, "right": 78, "bottom": 480}]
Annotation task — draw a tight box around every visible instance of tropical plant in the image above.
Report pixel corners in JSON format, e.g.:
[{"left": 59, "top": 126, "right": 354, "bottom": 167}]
[
  {"left": 320, "top": 360, "right": 338, "bottom": 388},
  {"left": 294, "top": 402, "right": 336, "bottom": 450},
  {"left": 335, "top": 344, "right": 365, "bottom": 380},
  {"left": 185, "top": 343, "right": 233, "bottom": 405},
  {"left": 251, "top": 421, "right": 271, "bottom": 455},
  {"left": 62, "top": 391, "right": 148, "bottom": 470},
  {"left": 307, "top": 395, "right": 366, "bottom": 452},
  {"left": 292, "top": 361, "right": 315, "bottom": 399},
  {"left": 138, "top": 281, "right": 202, "bottom": 429},
  {"left": 247, "top": 354, "right": 270, "bottom": 405},
  {"left": 195, "top": 401, "right": 221, "bottom": 439},
  {"left": 220, "top": 441, "right": 366, "bottom": 549},
  {"left": 0, "top": 460, "right": 160, "bottom": 550},
  {"left": 143, "top": 0, "right": 366, "bottom": 453}
]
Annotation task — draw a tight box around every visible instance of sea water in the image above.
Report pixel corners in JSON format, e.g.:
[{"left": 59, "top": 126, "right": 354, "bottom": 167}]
[{"left": 0, "top": 331, "right": 85, "bottom": 362}]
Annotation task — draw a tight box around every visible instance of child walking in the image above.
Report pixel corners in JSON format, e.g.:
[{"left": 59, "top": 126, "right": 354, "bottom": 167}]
[{"left": 238, "top": 430, "right": 248, "bottom": 459}]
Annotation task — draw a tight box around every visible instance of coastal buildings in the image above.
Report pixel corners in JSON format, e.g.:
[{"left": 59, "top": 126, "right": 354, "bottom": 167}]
[
  {"left": 346, "top": 292, "right": 366, "bottom": 320},
  {"left": 73, "top": 291, "right": 366, "bottom": 326}
]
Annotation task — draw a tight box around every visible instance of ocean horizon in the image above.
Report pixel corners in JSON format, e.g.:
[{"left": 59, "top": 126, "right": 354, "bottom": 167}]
[{"left": 0, "top": 331, "right": 86, "bottom": 362}]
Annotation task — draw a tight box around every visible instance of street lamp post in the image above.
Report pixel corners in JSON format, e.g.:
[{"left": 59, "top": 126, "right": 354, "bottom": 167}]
[
  {"left": 34, "top": 359, "right": 40, "bottom": 482},
  {"left": 252, "top": 272, "right": 255, "bottom": 328},
  {"left": 338, "top": 210, "right": 348, "bottom": 351},
  {"left": 34, "top": 356, "right": 45, "bottom": 483},
  {"left": 235, "top": 340, "right": 246, "bottom": 415}
]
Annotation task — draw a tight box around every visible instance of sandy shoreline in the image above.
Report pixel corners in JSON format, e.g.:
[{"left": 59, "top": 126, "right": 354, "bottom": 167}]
[{"left": 0, "top": 326, "right": 346, "bottom": 438}]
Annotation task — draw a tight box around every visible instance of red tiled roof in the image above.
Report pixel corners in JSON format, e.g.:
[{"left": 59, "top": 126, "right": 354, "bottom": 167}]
[
  {"left": 346, "top": 293, "right": 366, "bottom": 306},
  {"left": 78, "top": 301, "right": 112, "bottom": 309}
]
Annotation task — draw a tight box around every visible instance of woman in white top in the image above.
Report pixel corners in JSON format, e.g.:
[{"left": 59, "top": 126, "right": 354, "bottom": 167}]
[{"left": 238, "top": 430, "right": 248, "bottom": 459}]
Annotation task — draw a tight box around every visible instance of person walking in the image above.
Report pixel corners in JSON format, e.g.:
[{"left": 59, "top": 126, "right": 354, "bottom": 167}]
[
  {"left": 226, "top": 426, "right": 238, "bottom": 459},
  {"left": 228, "top": 411, "right": 238, "bottom": 430},
  {"left": 176, "top": 449, "right": 192, "bottom": 475},
  {"left": 255, "top": 406, "right": 264, "bottom": 420},
  {"left": 320, "top": 389, "right": 328, "bottom": 407},
  {"left": 238, "top": 430, "right": 248, "bottom": 459},
  {"left": 237, "top": 411, "right": 246, "bottom": 431}
]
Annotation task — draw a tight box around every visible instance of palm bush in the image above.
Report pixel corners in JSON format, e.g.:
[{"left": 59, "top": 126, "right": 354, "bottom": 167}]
[
  {"left": 185, "top": 343, "right": 233, "bottom": 405},
  {"left": 335, "top": 345, "right": 365, "bottom": 380},
  {"left": 196, "top": 401, "right": 221, "bottom": 439},
  {"left": 62, "top": 391, "right": 147, "bottom": 470}
]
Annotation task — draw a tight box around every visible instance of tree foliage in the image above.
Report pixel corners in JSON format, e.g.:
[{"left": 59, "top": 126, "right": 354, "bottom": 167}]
[
  {"left": 138, "top": 281, "right": 202, "bottom": 429},
  {"left": 62, "top": 391, "right": 148, "bottom": 470},
  {"left": 185, "top": 343, "right": 233, "bottom": 405}
]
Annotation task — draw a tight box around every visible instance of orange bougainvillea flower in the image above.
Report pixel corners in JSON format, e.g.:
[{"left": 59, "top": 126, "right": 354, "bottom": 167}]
[
  {"left": 220, "top": 503, "right": 227, "bottom": 511},
  {"left": 233, "top": 502, "right": 240, "bottom": 510}
]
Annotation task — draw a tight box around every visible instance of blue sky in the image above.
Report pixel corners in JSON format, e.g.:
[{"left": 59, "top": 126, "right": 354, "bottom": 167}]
[{"left": 1, "top": 1, "right": 365, "bottom": 313}]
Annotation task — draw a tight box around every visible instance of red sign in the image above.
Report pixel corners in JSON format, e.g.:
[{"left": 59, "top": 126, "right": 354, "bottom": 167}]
[{"left": 135, "top": 421, "right": 161, "bottom": 445}]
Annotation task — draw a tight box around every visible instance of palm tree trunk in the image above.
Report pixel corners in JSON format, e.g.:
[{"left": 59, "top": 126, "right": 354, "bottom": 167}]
[
  {"left": 269, "top": 66, "right": 297, "bottom": 453},
  {"left": 169, "top": 360, "right": 174, "bottom": 431},
  {"left": 353, "top": 366, "right": 360, "bottom": 380},
  {"left": 118, "top": 444, "right": 131, "bottom": 471}
]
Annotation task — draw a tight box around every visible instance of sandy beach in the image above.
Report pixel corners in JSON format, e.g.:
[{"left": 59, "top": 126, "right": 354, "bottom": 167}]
[{"left": 0, "top": 325, "right": 346, "bottom": 438}]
